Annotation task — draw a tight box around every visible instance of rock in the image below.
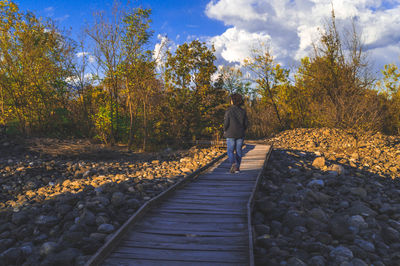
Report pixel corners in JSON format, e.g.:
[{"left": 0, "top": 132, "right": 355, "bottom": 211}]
[
  {"left": 126, "top": 198, "right": 140, "bottom": 209},
  {"left": 41, "top": 248, "right": 81, "bottom": 266},
  {"left": 307, "top": 179, "right": 324, "bottom": 188},
  {"left": 35, "top": 215, "right": 59, "bottom": 226},
  {"left": 283, "top": 210, "right": 306, "bottom": 230},
  {"left": 348, "top": 215, "right": 368, "bottom": 231},
  {"left": 354, "top": 238, "right": 375, "bottom": 252},
  {"left": 329, "top": 246, "right": 353, "bottom": 262},
  {"left": 79, "top": 209, "right": 96, "bottom": 226},
  {"left": 254, "top": 224, "right": 270, "bottom": 235},
  {"left": 381, "top": 226, "right": 400, "bottom": 244},
  {"left": 0, "top": 247, "right": 23, "bottom": 265},
  {"left": 348, "top": 201, "right": 377, "bottom": 217},
  {"left": 308, "top": 255, "right": 326, "bottom": 266},
  {"left": 0, "top": 239, "right": 15, "bottom": 253},
  {"left": 350, "top": 187, "right": 367, "bottom": 198},
  {"left": 98, "top": 223, "right": 115, "bottom": 233},
  {"left": 40, "top": 241, "right": 59, "bottom": 256},
  {"left": 11, "top": 211, "right": 29, "bottom": 225},
  {"left": 287, "top": 257, "right": 307, "bottom": 266},
  {"left": 111, "top": 192, "right": 125, "bottom": 206},
  {"left": 308, "top": 208, "right": 328, "bottom": 223},
  {"left": 351, "top": 258, "right": 368, "bottom": 266},
  {"left": 329, "top": 216, "right": 353, "bottom": 239},
  {"left": 329, "top": 164, "right": 345, "bottom": 175},
  {"left": 312, "top": 157, "right": 325, "bottom": 168}
]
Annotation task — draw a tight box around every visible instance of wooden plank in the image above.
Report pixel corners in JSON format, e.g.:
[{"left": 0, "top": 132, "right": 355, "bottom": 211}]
[
  {"left": 109, "top": 247, "right": 248, "bottom": 263},
  {"left": 157, "top": 203, "right": 246, "bottom": 211},
  {"left": 104, "top": 257, "right": 238, "bottom": 266},
  {"left": 188, "top": 182, "right": 254, "bottom": 187},
  {"left": 139, "top": 212, "right": 246, "bottom": 223},
  {"left": 165, "top": 197, "right": 247, "bottom": 205},
  {"left": 174, "top": 191, "right": 251, "bottom": 197},
  {"left": 134, "top": 227, "right": 246, "bottom": 237},
  {"left": 153, "top": 209, "right": 246, "bottom": 216},
  {"left": 120, "top": 241, "right": 246, "bottom": 251},
  {"left": 125, "top": 231, "right": 247, "bottom": 245},
  {"left": 135, "top": 219, "right": 247, "bottom": 231}
]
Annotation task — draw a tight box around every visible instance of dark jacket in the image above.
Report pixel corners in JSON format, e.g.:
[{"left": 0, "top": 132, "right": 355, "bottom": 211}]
[{"left": 224, "top": 105, "right": 248, "bottom": 138}]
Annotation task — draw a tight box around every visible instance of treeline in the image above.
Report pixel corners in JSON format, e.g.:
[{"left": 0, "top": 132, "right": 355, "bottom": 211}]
[{"left": 1, "top": 1, "right": 400, "bottom": 150}]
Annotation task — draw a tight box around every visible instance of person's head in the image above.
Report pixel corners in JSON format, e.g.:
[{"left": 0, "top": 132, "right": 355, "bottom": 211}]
[{"left": 230, "top": 93, "right": 244, "bottom": 106}]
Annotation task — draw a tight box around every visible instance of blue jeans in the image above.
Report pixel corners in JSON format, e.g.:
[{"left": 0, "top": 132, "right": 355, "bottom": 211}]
[{"left": 226, "top": 138, "right": 244, "bottom": 169}]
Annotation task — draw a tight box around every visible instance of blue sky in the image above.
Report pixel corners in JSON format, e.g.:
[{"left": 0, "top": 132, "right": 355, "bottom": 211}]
[
  {"left": 13, "top": 0, "right": 400, "bottom": 76},
  {"left": 15, "top": 0, "right": 227, "bottom": 47}
]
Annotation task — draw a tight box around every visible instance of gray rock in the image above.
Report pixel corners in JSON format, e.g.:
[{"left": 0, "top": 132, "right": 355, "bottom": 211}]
[
  {"left": 11, "top": 211, "right": 29, "bottom": 225},
  {"left": 329, "top": 246, "right": 353, "bottom": 262},
  {"left": 126, "top": 198, "right": 140, "bottom": 209},
  {"left": 287, "top": 257, "right": 307, "bottom": 266},
  {"left": 98, "top": 223, "right": 115, "bottom": 233},
  {"left": 348, "top": 201, "right": 377, "bottom": 217},
  {"left": 308, "top": 208, "right": 328, "bottom": 223},
  {"left": 79, "top": 209, "right": 96, "bottom": 226},
  {"left": 89, "top": 232, "right": 107, "bottom": 242},
  {"left": 348, "top": 215, "right": 368, "bottom": 230},
  {"left": 309, "top": 255, "right": 325, "bottom": 266},
  {"left": 354, "top": 238, "right": 375, "bottom": 252},
  {"left": 381, "top": 226, "right": 400, "bottom": 244},
  {"left": 255, "top": 224, "right": 270, "bottom": 235},
  {"left": 0, "top": 239, "right": 15, "bottom": 253},
  {"left": 329, "top": 216, "right": 352, "bottom": 238},
  {"left": 307, "top": 179, "right": 324, "bottom": 188},
  {"left": 40, "top": 241, "right": 59, "bottom": 256},
  {"left": 41, "top": 248, "right": 81, "bottom": 266},
  {"left": 0, "top": 247, "right": 23, "bottom": 265},
  {"left": 111, "top": 192, "right": 125, "bottom": 206},
  {"left": 283, "top": 210, "right": 305, "bottom": 230},
  {"left": 35, "top": 215, "right": 59, "bottom": 226},
  {"left": 350, "top": 187, "right": 367, "bottom": 198},
  {"left": 351, "top": 258, "right": 368, "bottom": 266},
  {"left": 20, "top": 243, "right": 33, "bottom": 257}
]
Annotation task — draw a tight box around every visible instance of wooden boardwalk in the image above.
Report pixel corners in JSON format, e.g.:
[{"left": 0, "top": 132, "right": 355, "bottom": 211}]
[{"left": 88, "top": 144, "right": 271, "bottom": 266}]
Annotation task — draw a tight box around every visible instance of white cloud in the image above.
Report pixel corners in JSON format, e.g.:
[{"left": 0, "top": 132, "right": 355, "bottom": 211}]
[
  {"left": 210, "top": 27, "right": 271, "bottom": 65},
  {"left": 76, "top": 52, "right": 96, "bottom": 63},
  {"left": 44, "top": 7, "right": 54, "bottom": 17},
  {"left": 205, "top": 0, "right": 400, "bottom": 73}
]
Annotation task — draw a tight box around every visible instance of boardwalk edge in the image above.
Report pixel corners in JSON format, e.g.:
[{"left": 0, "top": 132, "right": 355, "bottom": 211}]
[{"left": 247, "top": 145, "right": 273, "bottom": 266}]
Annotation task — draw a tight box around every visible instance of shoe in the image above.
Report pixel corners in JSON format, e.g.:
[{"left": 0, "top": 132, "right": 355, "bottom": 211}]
[
  {"left": 230, "top": 164, "right": 236, "bottom": 173},
  {"left": 235, "top": 167, "right": 240, "bottom": 174}
]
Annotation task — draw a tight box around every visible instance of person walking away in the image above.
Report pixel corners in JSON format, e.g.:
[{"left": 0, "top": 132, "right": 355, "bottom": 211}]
[{"left": 224, "top": 93, "right": 248, "bottom": 173}]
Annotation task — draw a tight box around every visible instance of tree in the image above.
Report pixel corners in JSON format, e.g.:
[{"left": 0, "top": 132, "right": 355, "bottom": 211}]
[
  {"left": 164, "top": 40, "right": 220, "bottom": 141},
  {"left": 86, "top": 1, "right": 126, "bottom": 144},
  {"left": 120, "top": 7, "right": 154, "bottom": 150},
  {"left": 244, "top": 46, "right": 290, "bottom": 129},
  {"left": 294, "top": 9, "right": 379, "bottom": 131},
  {"left": 217, "top": 66, "right": 252, "bottom": 96},
  {"left": 0, "top": 0, "right": 74, "bottom": 135},
  {"left": 379, "top": 59, "right": 400, "bottom": 134}
]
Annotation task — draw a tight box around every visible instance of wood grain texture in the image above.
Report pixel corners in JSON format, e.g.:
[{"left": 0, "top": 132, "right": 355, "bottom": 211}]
[{"left": 86, "top": 144, "right": 271, "bottom": 266}]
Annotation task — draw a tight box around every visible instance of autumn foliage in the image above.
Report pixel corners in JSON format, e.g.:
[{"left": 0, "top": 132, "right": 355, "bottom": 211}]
[{"left": 1, "top": 1, "right": 400, "bottom": 149}]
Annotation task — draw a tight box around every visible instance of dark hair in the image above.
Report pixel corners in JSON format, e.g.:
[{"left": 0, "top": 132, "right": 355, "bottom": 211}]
[{"left": 230, "top": 93, "right": 244, "bottom": 106}]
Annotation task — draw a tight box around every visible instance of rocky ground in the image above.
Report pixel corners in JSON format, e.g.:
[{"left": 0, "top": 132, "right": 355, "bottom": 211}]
[
  {"left": 0, "top": 138, "right": 224, "bottom": 265},
  {"left": 254, "top": 128, "right": 400, "bottom": 266}
]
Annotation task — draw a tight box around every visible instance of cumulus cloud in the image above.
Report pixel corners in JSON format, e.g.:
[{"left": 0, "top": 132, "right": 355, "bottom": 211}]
[
  {"left": 210, "top": 27, "right": 271, "bottom": 65},
  {"left": 205, "top": 0, "right": 400, "bottom": 72},
  {"left": 76, "top": 52, "right": 96, "bottom": 63}
]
